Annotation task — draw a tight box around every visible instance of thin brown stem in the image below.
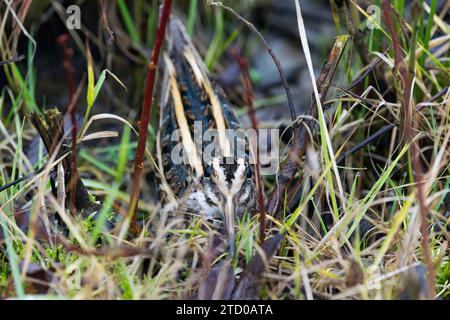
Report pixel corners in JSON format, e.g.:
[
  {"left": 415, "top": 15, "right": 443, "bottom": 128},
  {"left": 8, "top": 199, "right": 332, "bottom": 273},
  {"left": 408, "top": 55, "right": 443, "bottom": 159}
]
[
  {"left": 267, "top": 35, "right": 349, "bottom": 217},
  {"left": 129, "top": 0, "right": 173, "bottom": 234},
  {"left": 230, "top": 47, "right": 266, "bottom": 245},
  {"left": 383, "top": 0, "right": 435, "bottom": 299},
  {"left": 210, "top": 1, "right": 296, "bottom": 122}
]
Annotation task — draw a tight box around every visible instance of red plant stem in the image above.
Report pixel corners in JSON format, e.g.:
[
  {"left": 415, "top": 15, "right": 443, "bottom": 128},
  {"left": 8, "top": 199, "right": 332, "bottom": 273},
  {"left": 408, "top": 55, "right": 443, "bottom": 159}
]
[
  {"left": 383, "top": 0, "right": 435, "bottom": 299},
  {"left": 383, "top": 0, "right": 412, "bottom": 145},
  {"left": 12, "top": 0, "right": 32, "bottom": 45},
  {"left": 230, "top": 47, "right": 266, "bottom": 244},
  {"left": 129, "top": 0, "right": 173, "bottom": 233},
  {"left": 57, "top": 34, "right": 78, "bottom": 215},
  {"left": 411, "top": 140, "right": 436, "bottom": 299},
  {"left": 382, "top": 1, "right": 402, "bottom": 75}
]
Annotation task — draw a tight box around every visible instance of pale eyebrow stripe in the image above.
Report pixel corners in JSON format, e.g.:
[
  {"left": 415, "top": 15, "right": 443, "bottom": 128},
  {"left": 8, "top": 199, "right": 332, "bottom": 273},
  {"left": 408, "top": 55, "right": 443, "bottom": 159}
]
[
  {"left": 164, "top": 54, "right": 203, "bottom": 176},
  {"left": 212, "top": 158, "right": 229, "bottom": 195},
  {"left": 231, "top": 158, "right": 246, "bottom": 195}
]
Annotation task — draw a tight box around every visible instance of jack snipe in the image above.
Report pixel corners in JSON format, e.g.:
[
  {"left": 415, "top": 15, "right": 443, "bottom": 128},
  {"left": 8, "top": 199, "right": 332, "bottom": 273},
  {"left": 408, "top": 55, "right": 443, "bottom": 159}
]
[{"left": 156, "top": 18, "right": 256, "bottom": 254}]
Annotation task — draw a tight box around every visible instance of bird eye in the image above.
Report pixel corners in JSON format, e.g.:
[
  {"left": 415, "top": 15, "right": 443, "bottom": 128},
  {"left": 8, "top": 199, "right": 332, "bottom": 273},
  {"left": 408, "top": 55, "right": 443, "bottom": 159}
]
[
  {"left": 245, "top": 166, "right": 253, "bottom": 179},
  {"left": 204, "top": 165, "right": 213, "bottom": 178}
]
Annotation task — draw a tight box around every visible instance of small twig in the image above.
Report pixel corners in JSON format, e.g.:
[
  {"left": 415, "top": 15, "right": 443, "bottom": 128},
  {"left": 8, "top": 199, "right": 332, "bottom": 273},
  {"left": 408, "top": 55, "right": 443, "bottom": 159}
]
[
  {"left": 347, "top": 55, "right": 383, "bottom": 90},
  {"left": 65, "top": 244, "right": 154, "bottom": 258},
  {"left": 209, "top": 1, "right": 296, "bottom": 122},
  {"left": 97, "top": 0, "right": 114, "bottom": 41},
  {"left": 417, "top": 86, "right": 449, "bottom": 110},
  {"left": 230, "top": 47, "right": 266, "bottom": 245},
  {"left": 0, "top": 54, "right": 25, "bottom": 65},
  {"left": 0, "top": 167, "right": 44, "bottom": 193},
  {"left": 266, "top": 35, "right": 349, "bottom": 217},
  {"left": 336, "top": 123, "right": 396, "bottom": 164},
  {"left": 335, "top": 85, "right": 381, "bottom": 107},
  {"left": 129, "top": 0, "right": 173, "bottom": 234}
]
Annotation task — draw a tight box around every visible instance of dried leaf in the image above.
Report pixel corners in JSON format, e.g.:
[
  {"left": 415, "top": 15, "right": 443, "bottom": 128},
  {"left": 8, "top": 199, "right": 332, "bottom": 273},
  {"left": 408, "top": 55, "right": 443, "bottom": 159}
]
[
  {"left": 20, "top": 261, "right": 54, "bottom": 294},
  {"left": 345, "top": 259, "right": 364, "bottom": 287},
  {"left": 232, "top": 233, "right": 283, "bottom": 299},
  {"left": 399, "top": 265, "right": 429, "bottom": 300},
  {"left": 198, "top": 260, "right": 235, "bottom": 300}
]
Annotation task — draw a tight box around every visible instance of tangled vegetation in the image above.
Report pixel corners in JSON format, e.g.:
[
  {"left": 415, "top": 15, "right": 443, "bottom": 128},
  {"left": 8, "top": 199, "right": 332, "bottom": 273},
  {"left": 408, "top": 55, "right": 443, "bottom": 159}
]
[{"left": 0, "top": 0, "right": 449, "bottom": 300}]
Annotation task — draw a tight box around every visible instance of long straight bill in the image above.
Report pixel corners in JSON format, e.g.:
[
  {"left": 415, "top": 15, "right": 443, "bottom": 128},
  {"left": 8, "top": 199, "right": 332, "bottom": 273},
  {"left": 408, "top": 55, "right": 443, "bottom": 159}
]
[{"left": 225, "top": 195, "right": 236, "bottom": 257}]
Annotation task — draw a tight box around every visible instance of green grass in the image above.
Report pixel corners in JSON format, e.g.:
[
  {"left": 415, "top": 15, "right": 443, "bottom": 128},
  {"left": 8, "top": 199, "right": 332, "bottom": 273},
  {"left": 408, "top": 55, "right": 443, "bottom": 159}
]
[
  {"left": 116, "top": 0, "right": 141, "bottom": 47},
  {"left": 0, "top": 0, "right": 449, "bottom": 300}
]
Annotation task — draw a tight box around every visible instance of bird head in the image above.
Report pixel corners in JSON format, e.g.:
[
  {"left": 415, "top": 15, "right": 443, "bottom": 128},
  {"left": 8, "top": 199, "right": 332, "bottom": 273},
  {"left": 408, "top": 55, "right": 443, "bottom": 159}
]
[{"left": 201, "top": 157, "right": 256, "bottom": 256}]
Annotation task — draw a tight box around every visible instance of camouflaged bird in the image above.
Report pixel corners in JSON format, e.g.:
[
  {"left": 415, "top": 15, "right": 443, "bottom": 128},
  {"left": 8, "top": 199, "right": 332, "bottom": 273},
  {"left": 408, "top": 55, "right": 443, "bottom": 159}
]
[{"left": 156, "top": 17, "right": 256, "bottom": 254}]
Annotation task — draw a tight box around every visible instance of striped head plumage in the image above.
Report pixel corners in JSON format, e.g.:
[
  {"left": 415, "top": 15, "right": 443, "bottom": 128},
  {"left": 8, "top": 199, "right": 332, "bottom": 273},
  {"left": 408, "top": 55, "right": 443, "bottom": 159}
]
[{"left": 156, "top": 17, "right": 256, "bottom": 254}]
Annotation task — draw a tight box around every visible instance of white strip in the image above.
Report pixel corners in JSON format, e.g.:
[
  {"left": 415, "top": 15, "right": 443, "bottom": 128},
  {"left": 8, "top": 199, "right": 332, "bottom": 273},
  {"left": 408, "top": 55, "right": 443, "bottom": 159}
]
[
  {"left": 212, "top": 158, "right": 229, "bottom": 195},
  {"left": 230, "top": 158, "right": 246, "bottom": 195},
  {"left": 294, "top": 0, "right": 346, "bottom": 211}
]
